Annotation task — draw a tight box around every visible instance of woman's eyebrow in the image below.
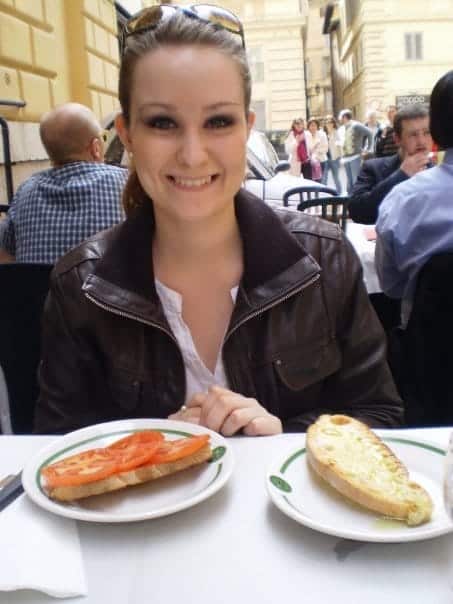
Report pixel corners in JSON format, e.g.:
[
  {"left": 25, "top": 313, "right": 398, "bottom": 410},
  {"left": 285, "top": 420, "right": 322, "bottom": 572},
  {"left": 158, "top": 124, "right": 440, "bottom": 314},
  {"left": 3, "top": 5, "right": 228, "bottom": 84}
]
[
  {"left": 137, "top": 101, "right": 241, "bottom": 113},
  {"left": 138, "top": 102, "right": 173, "bottom": 111},
  {"left": 205, "top": 102, "right": 242, "bottom": 110}
]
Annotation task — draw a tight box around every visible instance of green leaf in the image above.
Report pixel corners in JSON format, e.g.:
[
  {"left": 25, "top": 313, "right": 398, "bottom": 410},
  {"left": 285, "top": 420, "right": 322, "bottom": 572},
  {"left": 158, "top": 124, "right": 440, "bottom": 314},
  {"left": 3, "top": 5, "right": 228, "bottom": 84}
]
[{"left": 270, "top": 475, "right": 292, "bottom": 493}]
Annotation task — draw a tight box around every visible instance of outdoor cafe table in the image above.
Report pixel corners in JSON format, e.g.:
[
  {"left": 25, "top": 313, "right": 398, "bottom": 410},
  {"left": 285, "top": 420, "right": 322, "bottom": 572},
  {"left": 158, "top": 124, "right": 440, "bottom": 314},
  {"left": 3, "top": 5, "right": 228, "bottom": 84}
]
[
  {"left": 345, "top": 221, "right": 380, "bottom": 294},
  {"left": 1, "top": 427, "right": 452, "bottom": 604}
]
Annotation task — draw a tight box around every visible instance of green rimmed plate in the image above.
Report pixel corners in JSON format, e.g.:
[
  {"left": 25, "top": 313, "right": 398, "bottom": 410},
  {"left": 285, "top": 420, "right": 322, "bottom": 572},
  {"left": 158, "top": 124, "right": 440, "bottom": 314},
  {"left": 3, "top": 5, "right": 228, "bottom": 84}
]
[
  {"left": 22, "top": 419, "right": 233, "bottom": 523},
  {"left": 267, "top": 435, "right": 453, "bottom": 543}
]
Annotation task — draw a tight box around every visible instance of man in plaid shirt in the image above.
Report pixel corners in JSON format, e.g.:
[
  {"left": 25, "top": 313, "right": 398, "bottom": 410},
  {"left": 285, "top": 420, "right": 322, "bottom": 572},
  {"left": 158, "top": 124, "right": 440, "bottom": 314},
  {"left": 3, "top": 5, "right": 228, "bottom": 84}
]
[{"left": 0, "top": 103, "right": 127, "bottom": 264}]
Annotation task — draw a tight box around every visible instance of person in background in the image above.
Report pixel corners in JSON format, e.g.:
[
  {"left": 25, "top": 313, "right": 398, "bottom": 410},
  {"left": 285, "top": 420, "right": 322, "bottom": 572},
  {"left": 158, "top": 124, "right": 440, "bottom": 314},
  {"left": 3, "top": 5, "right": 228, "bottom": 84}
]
[
  {"left": 349, "top": 104, "right": 431, "bottom": 225},
  {"left": 364, "top": 109, "right": 382, "bottom": 159},
  {"left": 375, "top": 104, "right": 398, "bottom": 158},
  {"left": 338, "top": 109, "right": 372, "bottom": 194},
  {"left": 284, "top": 117, "right": 311, "bottom": 179},
  {"left": 322, "top": 115, "right": 342, "bottom": 192},
  {"left": 34, "top": 4, "right": 402, "bottom": 435},
  {"left": 306, "top": 118, "right": 328, "bottom": 183},
  {"left": 375, "top": 71, "right": 453, "bottom": 327},
  {"left": 0, "top": 103, "right": 127, "bottom": 264}
]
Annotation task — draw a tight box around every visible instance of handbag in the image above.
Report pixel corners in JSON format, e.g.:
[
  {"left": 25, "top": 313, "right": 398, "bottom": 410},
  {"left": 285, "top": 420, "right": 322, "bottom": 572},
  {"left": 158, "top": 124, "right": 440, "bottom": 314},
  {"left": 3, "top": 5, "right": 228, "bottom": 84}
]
[{"left": 310, "top": 158, "right": 322, "bottom": 181}]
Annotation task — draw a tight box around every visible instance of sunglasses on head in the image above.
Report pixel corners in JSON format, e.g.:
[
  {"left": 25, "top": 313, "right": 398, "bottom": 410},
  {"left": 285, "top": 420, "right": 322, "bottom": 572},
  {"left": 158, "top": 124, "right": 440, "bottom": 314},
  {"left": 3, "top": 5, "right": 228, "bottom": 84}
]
[{"left": 121, "top": 3, "right": 245, "bottom": 54}]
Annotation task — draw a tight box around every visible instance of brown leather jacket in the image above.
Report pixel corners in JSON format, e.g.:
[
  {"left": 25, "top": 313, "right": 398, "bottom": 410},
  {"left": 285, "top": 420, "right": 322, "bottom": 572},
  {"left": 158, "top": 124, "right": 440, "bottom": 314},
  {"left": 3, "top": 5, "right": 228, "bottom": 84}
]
[{"left": 34, "top": 190, "right": 403, "bottom": 434}]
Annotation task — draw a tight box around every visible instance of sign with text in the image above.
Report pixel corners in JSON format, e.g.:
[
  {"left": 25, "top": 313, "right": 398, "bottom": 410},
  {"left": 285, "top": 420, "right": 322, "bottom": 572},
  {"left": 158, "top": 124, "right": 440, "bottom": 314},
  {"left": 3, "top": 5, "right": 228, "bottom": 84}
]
[{"left": 396, "top": 94, "right": 430, "bottom": 107}]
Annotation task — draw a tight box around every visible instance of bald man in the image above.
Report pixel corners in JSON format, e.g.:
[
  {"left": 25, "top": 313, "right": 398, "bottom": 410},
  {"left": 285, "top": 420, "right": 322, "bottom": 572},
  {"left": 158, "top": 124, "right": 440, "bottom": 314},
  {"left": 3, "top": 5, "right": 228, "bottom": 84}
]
[{"left": 0, "top": 102, "right": 127, "bottom": 264}]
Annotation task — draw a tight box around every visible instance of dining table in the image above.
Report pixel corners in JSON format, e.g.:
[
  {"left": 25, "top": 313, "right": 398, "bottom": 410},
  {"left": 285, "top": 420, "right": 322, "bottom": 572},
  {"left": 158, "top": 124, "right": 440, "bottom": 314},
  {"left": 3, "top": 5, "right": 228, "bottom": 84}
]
[
  {"left": 1, "top": 426, "right": 452, "bottom": 604},
  {"left": 345, "top": 221, "right": 380, "bottom": 294}
]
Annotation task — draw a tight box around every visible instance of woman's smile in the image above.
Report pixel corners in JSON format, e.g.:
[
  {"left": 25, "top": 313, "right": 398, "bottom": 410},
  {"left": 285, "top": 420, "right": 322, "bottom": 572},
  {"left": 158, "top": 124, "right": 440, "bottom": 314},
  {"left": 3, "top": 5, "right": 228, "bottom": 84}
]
[{"left": 167, "top": 174, "right": 219, "bottom": 190}]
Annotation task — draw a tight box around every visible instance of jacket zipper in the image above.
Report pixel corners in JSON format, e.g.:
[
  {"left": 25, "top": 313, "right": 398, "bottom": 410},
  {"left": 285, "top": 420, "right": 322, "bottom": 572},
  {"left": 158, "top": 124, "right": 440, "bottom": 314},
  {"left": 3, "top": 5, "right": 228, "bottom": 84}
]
[
  {"left": 85, "top": 272, "right": 319, "bottom": 356},
  {"left": 84, "top": 292, "right": 178, "bottom": 344},
  {"left": 86, "top": 273, "right": 320, "bottom": 344},
  {"left": 224, "top": 272, "right": 320, "bottom": 343}
]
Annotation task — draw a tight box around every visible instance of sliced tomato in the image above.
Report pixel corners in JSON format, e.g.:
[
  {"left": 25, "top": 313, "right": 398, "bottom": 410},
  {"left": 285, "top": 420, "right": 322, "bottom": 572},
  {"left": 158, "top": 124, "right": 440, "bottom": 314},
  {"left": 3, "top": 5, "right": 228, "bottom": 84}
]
[
  {"left": 41, "top": 448, "right": 119, "bottom": 488},
  {"left": 107, "top": 431, "right": 164, "bottom": 472},
  {"left": 108, "top": 430, "right": 164, "bottom": 451},
  {"left": 151, "top": 434, "right": 210, "bottom": 464}
]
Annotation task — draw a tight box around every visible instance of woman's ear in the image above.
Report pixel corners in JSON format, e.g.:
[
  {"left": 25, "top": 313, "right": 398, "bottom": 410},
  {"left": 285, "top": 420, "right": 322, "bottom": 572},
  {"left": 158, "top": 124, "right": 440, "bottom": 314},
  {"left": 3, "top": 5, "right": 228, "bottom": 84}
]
[{"left": 115, "top": 113, "right": 132, "bottom": 153}]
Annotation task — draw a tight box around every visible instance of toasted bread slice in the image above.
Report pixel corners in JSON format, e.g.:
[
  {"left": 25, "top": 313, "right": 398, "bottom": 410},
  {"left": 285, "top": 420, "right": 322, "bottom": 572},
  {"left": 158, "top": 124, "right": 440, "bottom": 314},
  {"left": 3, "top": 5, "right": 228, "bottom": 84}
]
[
  {"left": 45, "top": 443, "right": 212, "bottom": 502},
  {"left": 306, "top": 415, "right": 433, "bottom": 526}
]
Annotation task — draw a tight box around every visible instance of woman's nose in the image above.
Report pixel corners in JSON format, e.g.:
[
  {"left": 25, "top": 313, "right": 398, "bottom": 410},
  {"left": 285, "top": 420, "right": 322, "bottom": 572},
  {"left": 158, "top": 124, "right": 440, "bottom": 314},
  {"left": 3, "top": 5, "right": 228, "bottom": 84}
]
[{"left": 177, "top": 131, "right": 208, "bottom": 167}]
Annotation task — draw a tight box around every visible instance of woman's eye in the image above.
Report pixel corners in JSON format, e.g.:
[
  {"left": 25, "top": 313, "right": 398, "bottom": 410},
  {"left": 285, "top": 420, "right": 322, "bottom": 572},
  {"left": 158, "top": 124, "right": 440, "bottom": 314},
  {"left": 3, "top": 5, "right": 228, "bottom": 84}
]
[
  {"left": 145, "top": 116, "right": 176, "bottom": 130},
  {"left": 206, "top": 115, "right": 234, "bottom": 129}
]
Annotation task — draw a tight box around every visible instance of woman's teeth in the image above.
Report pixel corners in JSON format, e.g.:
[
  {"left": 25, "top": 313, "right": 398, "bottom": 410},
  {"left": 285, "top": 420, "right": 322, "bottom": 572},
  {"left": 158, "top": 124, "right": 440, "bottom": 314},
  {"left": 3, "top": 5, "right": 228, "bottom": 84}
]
[{"left": 172, "top": 176, "right": 212, "bottom": 187}]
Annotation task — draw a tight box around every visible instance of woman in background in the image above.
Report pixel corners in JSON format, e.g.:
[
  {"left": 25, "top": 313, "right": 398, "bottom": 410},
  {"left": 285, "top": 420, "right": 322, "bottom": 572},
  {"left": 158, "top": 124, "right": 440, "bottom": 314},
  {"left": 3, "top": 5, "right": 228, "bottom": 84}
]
[
  {"left": 322, "top": 115, "right": 343, "bottom": 192},
  {"left": 306, "top": 118, "right": 329, "bottom": 183},
  {"left": 284, "top": 118, "right": 311, "bottom": 179}
]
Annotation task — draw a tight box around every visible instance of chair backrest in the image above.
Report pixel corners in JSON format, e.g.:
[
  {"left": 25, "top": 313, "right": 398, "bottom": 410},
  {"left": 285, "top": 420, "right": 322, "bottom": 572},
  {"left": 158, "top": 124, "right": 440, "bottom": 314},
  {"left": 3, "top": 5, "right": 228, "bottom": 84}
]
[
  {"left": 400, "top": 253, "right": 453, "bottom": 426},
  {"left": 288, "top": 193, "right": 350, "bottom": 231},
  {"left": 283, "top": 185, "right": 338, "bottom": 208},
  {"left": 0, "top": 263, "right": 53, "bottom": 433}
]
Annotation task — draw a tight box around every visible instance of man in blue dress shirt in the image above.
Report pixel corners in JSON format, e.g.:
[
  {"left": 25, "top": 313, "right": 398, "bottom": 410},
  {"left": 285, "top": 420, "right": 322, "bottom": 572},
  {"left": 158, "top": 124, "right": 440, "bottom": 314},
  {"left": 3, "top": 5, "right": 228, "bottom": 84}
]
[
  {"left": 376, "top": 70, "right": 453, "bottom": 327},
  {"left": 0, "top": 103, "right": 127, "bottom": 264}
]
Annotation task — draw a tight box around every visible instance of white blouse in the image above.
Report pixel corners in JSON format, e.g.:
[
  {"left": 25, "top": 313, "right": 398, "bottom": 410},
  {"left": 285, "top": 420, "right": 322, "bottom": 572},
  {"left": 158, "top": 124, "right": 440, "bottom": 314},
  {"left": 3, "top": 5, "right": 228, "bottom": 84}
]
[
  {"left": 155, "top": 279, "right": 238, "bottom": 404},
  {"left": 306, "top": 129, "right": 329, "bottom": 162}
]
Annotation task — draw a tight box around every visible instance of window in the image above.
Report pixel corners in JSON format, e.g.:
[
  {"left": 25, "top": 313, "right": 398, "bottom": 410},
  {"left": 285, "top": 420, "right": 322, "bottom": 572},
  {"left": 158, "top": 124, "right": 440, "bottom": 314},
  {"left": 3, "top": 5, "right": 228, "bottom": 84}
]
[
  {"left": 248, "top": 47, "right": 265, "bottom": 83},
  {"left": 352, "top": 53, "right": 357, "bottom": 78},
  {"left": 324, "top": 89, "right": 333, "bottom": 113},
  {"left": 352, "top": 43, "right": 363, "bottom": 78},
  {"left": 345, "top": 0, "right": 359, "bottom": 28},
  {"left": 357, "top": 40, "right": 364, "bottom": 71},
  {"left": 405, "top": 33, "right": 423, "bottom": 60}
]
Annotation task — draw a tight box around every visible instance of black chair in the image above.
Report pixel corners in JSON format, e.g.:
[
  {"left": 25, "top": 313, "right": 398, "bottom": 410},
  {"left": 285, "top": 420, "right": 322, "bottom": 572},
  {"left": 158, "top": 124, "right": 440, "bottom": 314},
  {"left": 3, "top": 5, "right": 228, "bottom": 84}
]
[
  {"left": 388, "top": 253, "right": 453, "bottom": 427},
  {"left": 0, "top": 263, "right": 53, "bottom": 433},
  {"left": 283, "top": 185, "right": 338, "bottom": 209},
  {"left": 283, "top": 187, "right": 350, "bottom": 232}
]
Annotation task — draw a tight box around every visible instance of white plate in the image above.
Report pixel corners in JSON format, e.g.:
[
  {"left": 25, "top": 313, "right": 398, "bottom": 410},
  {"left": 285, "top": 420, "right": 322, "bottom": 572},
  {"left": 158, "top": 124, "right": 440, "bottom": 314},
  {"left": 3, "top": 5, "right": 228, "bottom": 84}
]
[
  {"left": 267, "top": 435, "right": 453, "bottom": 543},
  {"left": 23, "top": 419, "right": 233, "bottom": 523}
]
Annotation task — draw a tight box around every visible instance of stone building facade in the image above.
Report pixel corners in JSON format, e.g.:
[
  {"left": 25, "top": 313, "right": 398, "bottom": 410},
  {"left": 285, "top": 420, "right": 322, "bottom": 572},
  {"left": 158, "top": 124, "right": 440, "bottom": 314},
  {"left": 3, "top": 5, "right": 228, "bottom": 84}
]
[
  {"left": 0, "top": 0, "right": 121, "bottom": 201},
  {"left": 303, "top": 0, "right": 333, "bottom": 119},
  {"left": 323, "top": 0, "right": 453, "bottom": 120}
]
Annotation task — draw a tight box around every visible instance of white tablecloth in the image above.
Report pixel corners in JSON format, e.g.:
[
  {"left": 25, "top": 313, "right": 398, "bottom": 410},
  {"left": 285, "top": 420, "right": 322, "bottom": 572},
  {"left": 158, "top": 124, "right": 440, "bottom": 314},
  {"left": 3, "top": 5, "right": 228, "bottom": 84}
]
[
  {"left": 346, "top": 221, "right": 381, "bottom": 294},
  {"left": 0, "top": 428, "right": 452, "bottom": 604}
]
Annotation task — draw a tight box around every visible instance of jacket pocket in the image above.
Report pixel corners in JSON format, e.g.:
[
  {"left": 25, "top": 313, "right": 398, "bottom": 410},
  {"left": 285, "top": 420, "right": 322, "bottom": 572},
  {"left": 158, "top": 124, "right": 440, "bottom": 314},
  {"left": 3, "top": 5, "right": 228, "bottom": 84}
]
[
  {"left": 273, "top": 338, "right": 341, "bottom": 392},
  {"left": 107, "top": 371, "right": 142, "bottom": 412}
]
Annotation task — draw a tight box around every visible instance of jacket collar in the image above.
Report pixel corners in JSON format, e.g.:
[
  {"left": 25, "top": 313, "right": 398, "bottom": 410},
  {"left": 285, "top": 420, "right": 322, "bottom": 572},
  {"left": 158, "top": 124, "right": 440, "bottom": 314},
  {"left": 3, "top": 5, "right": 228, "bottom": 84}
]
[
  {"left": 83, "top": 189, "right": 320, "bottom": 322},
  {"left": 388, "top": 153, "right": 402, "bottom": 169}
]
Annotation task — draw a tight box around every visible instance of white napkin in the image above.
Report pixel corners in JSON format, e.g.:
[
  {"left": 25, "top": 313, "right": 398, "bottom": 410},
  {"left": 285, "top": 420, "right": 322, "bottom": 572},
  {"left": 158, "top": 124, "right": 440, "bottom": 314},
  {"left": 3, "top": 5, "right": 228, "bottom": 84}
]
[{"left": 0, "top": 494, "right": 87, "bottom": 598}]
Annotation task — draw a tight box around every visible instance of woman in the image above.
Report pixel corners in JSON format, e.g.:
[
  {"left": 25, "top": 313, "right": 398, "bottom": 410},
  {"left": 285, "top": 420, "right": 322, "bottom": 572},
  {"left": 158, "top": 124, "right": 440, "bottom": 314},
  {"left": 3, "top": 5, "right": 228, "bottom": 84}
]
[
  {"left": 322, "top": 115, "right": 343, "bottom": 192},
  {"left": 284, "top": 118, "right": 311, "bottom": 179},
  {"left": 306, "top": 118, "right": 329, "bottom": 183},
  {"left": 34, "top": 5, "right": 402, "bottom": 435}
]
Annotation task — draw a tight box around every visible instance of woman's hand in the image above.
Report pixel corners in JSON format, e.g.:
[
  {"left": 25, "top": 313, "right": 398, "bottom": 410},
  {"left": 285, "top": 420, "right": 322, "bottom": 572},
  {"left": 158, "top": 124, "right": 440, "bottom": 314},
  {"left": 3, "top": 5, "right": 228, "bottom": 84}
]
[
  {"left": 168, "top": 405, "right": 202, "bottom": 424},
  {"left": 184, "top": 386, "right": 282, "bottom": 436}
]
